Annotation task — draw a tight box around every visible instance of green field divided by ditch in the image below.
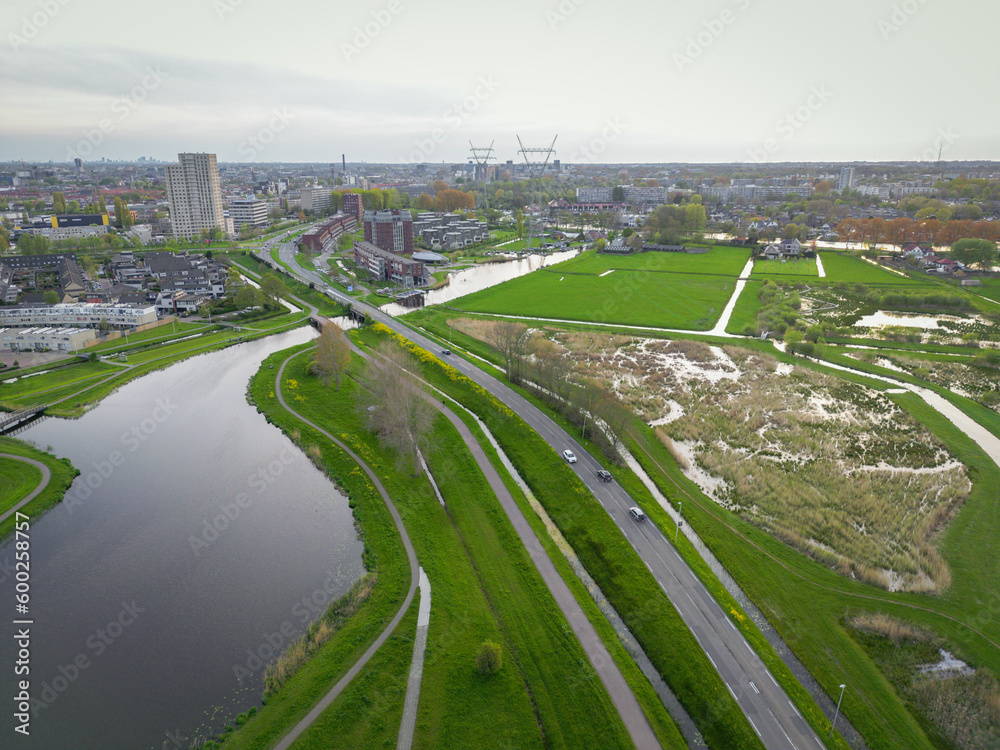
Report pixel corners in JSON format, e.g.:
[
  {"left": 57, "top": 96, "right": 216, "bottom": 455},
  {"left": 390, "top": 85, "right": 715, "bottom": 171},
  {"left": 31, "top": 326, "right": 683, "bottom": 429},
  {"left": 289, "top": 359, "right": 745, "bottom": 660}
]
[{"left": 452, "top": 247, "right": 750, "bottom": 330}]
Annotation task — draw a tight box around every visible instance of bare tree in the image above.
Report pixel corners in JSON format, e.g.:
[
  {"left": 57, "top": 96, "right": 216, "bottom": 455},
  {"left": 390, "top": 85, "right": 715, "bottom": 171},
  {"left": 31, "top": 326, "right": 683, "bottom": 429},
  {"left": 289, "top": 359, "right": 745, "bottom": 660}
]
[
  {"left": 358, "top": 340, "right": 435, "bottom": 475},
  {"left": 596, "top": 391, "right": 632, "bottom": 454},
  {"left": 311, "top": 322, "right": 352, "bottom": 390},
  {"left": 488, "top": 321, "right": 531, "bottom": 382}
]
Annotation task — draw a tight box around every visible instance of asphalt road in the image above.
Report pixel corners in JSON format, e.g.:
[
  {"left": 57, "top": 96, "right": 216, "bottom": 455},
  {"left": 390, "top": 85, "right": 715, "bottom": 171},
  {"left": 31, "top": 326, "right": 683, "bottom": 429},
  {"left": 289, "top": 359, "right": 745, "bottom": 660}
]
[{"left": 259, "top": 238, "right": 829, "bottom": 750}]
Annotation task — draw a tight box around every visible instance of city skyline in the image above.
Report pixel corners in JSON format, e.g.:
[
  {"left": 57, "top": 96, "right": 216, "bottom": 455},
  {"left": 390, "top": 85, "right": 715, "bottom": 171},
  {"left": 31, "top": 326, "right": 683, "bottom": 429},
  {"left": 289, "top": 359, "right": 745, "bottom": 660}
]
[{"left": 2, "top": 0, "right": 998, "bottom": 165}]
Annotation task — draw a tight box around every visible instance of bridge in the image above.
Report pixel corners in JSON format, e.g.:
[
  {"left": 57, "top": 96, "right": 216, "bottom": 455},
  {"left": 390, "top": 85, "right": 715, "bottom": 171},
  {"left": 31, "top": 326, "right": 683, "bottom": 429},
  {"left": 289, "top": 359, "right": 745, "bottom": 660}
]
[{"left": 0, "top": 405, "right": 47, "bottom": 435}]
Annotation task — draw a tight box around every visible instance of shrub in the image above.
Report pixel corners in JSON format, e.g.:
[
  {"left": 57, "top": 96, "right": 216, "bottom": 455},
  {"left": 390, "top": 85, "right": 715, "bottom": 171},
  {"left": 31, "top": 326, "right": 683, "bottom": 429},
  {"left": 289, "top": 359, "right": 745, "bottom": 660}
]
[{"left": 475, "top": 641, "right": 502, "bottom": 676}]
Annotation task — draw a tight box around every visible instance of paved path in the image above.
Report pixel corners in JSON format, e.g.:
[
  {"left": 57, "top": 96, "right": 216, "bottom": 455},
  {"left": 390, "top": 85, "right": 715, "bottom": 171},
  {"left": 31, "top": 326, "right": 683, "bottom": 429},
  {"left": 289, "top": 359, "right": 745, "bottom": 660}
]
[
  {"left": 419, "top": 386, "right": 662, "bottom": 749},
  {"left": 395, "top": 568, "right": 431, "bottom": 750},
  {"left": 0, "top": 453, "right": 51, "bottom": 525},
  {"left": 270, "top": 353, "right": 420, "bottom": 750}
]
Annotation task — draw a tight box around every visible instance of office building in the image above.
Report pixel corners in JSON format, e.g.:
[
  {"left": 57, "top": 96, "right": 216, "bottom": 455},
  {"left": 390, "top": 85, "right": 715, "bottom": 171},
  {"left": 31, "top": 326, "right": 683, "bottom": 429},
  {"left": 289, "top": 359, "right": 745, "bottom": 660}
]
[
  {"left": 164, "top": 153, "right": 226, "bottom": 240},
  {"left": 300, "top": 186, "right": 333, "bottom": 213},
  {"left": 229, "top": 197, "right": 269, "bottom": 229}
]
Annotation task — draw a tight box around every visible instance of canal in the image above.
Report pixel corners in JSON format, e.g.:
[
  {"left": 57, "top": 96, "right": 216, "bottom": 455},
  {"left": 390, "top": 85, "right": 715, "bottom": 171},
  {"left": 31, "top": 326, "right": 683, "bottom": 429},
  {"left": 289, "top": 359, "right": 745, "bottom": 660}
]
[{"left": 0, "top": 327, "right": 366, "bottom": 749}]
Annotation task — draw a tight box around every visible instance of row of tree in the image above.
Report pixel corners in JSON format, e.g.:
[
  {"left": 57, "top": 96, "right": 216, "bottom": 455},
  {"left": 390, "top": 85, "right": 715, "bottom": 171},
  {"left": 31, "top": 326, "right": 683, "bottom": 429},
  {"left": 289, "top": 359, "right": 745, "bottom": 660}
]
[{"left": 835, "top": 217, "right": 1000, "bottom": 249}]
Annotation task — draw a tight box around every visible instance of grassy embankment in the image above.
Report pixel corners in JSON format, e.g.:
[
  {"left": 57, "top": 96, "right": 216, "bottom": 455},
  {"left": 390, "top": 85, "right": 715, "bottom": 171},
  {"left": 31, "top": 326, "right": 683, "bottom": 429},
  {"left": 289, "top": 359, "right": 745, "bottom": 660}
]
[
  {"left": 224, "top": 343, "right": 646, "bottom": 749},
  {"left": 363, "top": 323, "right": 770, "bottom": 749},
  {"left": 204, "top": 343, "right": 411, "bottom": 750},
  {"left": 0, "top": 438, "right": 78, "bottom": 539}
]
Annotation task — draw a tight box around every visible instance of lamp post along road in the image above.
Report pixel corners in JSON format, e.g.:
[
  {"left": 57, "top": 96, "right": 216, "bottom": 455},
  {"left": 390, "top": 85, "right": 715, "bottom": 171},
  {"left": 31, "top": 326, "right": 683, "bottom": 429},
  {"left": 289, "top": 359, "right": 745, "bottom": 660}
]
[{"left": 830, "top": 683, "right": 846, "bottom": 737}]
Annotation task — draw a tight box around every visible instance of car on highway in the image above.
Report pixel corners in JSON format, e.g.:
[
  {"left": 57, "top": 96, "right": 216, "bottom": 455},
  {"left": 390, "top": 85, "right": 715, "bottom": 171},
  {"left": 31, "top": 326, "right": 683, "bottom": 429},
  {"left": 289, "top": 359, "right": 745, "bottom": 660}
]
[
  {"left": 628, "top": 506, "right": 645, "bottom": 522},
  {"left": 562, "top": 450, "right": 577, "bottom": 464},
  {"left": 441, "top": 349, "right": 452, "bottom": 355},
  {"left": 596, "top": 469, "right": 613, "bottom": 482}
]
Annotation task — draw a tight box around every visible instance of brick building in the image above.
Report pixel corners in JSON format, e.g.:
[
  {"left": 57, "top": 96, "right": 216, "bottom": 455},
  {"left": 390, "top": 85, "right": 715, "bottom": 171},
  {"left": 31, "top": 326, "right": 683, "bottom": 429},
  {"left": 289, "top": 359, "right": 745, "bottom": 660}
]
[{"left": 362, "top": 209, "right": 413, "bottom": 255}]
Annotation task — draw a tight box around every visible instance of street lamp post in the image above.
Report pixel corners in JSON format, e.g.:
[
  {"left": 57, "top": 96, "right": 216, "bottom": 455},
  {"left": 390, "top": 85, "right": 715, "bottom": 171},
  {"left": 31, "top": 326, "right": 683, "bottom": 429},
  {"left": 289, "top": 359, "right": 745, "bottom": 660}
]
[
  {"left": 675, "top": 501, "right": 682, "bottom": 543},
  {"left": 830, "top": 683, "right": 846, "bottom": 737}
]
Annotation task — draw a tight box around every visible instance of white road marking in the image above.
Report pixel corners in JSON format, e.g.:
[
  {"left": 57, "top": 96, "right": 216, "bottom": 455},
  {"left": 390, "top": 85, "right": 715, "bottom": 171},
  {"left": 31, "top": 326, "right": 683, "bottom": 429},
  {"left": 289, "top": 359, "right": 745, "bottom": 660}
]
[
  {"left": 748, "top": 717, "right": 761, "bottom": 737},
  {"left": 749, "top": 681, "right": 759, "bottom": 694}
]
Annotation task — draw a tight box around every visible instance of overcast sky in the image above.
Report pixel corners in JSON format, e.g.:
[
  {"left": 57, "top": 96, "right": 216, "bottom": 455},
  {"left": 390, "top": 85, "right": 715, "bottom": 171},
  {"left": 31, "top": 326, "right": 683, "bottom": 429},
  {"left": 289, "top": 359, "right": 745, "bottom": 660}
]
[{"left": 2, "top": 0, "right": 997, "bottom": 165}]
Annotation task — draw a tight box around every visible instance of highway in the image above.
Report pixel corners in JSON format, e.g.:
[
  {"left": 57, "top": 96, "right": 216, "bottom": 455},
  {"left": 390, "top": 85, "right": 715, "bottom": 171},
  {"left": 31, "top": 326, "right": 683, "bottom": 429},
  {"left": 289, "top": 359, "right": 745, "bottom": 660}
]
[{"left": 256, "top": 234, "right": 830, "bottom": 750}]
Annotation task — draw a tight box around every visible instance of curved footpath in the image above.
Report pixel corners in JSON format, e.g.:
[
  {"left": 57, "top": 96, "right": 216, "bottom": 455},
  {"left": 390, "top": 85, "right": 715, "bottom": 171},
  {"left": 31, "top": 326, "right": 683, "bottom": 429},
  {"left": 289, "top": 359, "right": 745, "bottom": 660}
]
[
  {"left": 0, "top": 453, "right": 52, "bottom": 525},
  {"left": 270, "top": 353, "right": 420, "bottom": 750}
]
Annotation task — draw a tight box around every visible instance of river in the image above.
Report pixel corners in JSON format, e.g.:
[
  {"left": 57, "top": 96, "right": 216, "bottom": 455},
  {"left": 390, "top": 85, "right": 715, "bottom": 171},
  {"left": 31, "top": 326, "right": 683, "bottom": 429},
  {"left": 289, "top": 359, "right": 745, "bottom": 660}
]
[{"left": 0, "top": 327, "right": 366, "bottom": 749}]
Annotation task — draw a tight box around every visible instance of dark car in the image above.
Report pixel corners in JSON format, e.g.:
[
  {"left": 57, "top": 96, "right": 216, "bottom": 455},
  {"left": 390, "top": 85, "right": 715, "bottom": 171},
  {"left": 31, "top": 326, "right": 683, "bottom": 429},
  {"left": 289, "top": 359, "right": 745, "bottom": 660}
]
[
  {"left": 441, "top": 349, "right": 452, "bottom": 355},
  {"left": 596, "top": 469, "right": 613, "bottom": 482}
]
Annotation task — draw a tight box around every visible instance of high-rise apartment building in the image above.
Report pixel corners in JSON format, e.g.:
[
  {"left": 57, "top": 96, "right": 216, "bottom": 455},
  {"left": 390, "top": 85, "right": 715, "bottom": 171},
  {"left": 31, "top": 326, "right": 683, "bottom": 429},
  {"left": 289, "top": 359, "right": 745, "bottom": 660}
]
[
  {"left": 164, "top": 153, "right": 226, "bottom": 240},
  {"left": 342, "top": 193, "right": 364, "bottom": 222},
  {"left": 837, "top": 167, "right": 855, "bottom": 194},
  {"left": 363, "top": 209, "right": 413, "bottom": 255}
]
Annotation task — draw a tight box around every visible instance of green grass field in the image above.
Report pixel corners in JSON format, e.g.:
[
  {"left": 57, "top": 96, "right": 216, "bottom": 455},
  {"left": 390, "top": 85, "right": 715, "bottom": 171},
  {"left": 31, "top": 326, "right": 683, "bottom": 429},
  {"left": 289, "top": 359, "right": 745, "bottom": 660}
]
[
  {"left": 560, "top": 246, "right": 750, "bottom": 277},
  {"left": 818, "top": 252, "right": 924, "bottom": 286},
  {"left": 725, "top": 279, "right": 765, "bottom": 334},
  {"left": 751, "top": 257, "right": 818, "bottom": 277},
  {"left": 451, "top": 249, "right": 747, "bottom": 330}
]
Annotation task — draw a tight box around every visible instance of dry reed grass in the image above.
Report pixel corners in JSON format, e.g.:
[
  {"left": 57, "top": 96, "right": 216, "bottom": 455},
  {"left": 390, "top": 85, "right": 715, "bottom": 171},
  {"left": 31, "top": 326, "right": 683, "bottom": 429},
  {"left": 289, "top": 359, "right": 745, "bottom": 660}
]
[{"left": 552, "top": 333, "right": 970, "bottom": 593}]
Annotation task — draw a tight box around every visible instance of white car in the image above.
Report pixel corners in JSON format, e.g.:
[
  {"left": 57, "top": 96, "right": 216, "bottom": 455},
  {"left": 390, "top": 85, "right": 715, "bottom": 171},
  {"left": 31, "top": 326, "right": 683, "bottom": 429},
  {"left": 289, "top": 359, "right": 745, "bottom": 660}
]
[{"left": 562, "top": 450, "right": 577, "bottom": 464}]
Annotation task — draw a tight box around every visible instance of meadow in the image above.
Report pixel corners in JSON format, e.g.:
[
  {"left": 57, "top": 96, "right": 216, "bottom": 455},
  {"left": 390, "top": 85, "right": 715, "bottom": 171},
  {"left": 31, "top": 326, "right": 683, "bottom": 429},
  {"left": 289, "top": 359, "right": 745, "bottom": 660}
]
[
  {"left": 558, "top": 246, "right": 750, "bottom": 277},
  {"left": 750, "top": 257, "right": 818, "bottom": 277},
  {"left": 818, "top": 252, "right": 925, "bottom": 286}
]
